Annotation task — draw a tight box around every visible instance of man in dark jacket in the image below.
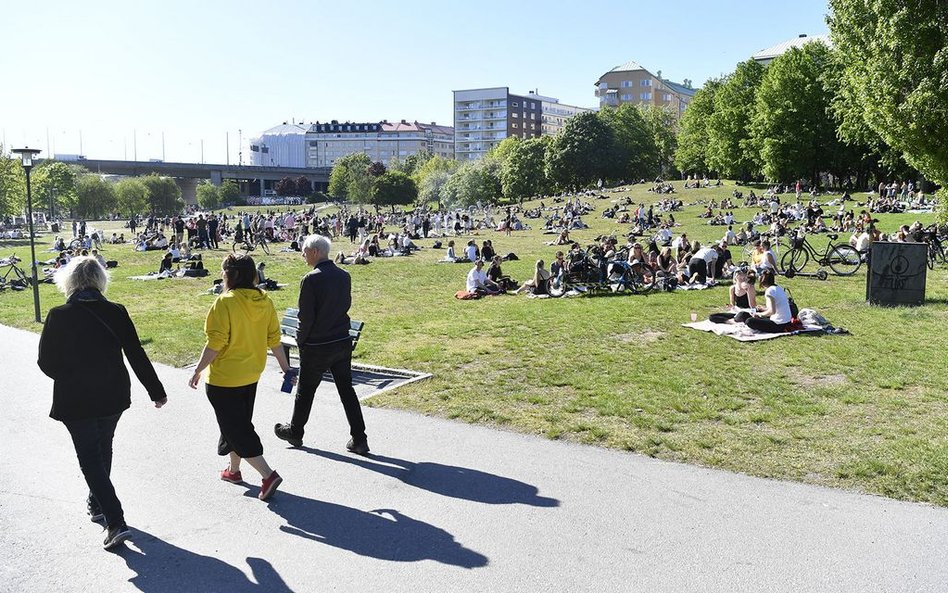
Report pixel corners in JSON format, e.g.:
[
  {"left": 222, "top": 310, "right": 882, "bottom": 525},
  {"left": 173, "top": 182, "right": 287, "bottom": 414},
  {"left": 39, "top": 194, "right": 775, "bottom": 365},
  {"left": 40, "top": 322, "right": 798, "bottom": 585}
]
[{"left": 274, "top": 234, "right": 369, "bottom": 454}]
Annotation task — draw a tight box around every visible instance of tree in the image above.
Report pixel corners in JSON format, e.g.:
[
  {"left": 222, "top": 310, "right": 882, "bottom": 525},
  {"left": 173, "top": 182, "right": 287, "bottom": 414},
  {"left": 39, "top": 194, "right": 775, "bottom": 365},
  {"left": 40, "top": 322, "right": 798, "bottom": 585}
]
[
  {"left": 328, "top": 152, "right": 372, "bottom": 202},
  {"left": 597, "top": 103, "right": 657, "bottom": 182},
  {"left": 501, "top": 136, "right": 550, "bottom": 202},
  {"left": 675, "top": 79, "right": 721, "bottom": 175},
  {"left": 114, "top": 178, "right": 149, "bottom": 217},
  {"left": 750, "top": 43, "right": 841, "bottom": 183},
  {"left": 707, "top": 59, "right": 765, "bottom": 181},
  {"left": 294, "top": 176, "right": 312, "bottom": 197},
  {"left": 546, "top": 111, "right": 616, "bottom": 190},
  {"left": 275, "top": 176, "right": 297, "bottom": 196},
  {"left": 141, "top": 174, "right": 184, "bottom": 215},
  {"left": 640, "top": 105, "right": 679, "bottom": 177},
  {"left": 443, "top": 158, "right": 502, "bottom": 207},
  {"left": 391, "top": 151, "right": 432, "bottom": 177},
  {"left": 32, "top": 161, "right": 82, "bottom": 217},
  {"left": 219, "top": 180, "right": 240, "bottom": 205},
  {"left": 74, "top": 175, "right": 116, "bottom": 219},
  {"left": 195, "top": 180, "right": 221, "bottom": 210},
  {"left": 371, "top": 170, "right": 418, "bottom": 212},
  {"left": 366, "top": 161, "right": 387, "bottom": 177},
  {"left": 0, "top": 149, "right": 25, "bottom": 216},
  {"left": 829, "top": 0, "right": 948, "bottom": 211}
]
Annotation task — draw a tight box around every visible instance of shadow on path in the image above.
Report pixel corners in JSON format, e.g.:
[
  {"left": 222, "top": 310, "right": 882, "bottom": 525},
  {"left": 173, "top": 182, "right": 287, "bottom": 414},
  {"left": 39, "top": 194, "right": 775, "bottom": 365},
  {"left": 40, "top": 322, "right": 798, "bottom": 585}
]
[
  {"left": 261, "top": 490, "right": 488, "bottom": 568},
  {"left": 304, "top": 448, "right": 560, "bottom": 508},
  {"left": 116, "top": 529, "right": 294, "bottom": 593}
]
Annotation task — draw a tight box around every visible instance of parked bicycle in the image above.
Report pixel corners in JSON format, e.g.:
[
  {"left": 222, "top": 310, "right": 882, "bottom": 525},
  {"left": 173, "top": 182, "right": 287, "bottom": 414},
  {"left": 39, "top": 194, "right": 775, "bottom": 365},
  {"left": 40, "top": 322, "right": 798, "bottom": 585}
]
[
  {"left": 547, "top": 248, "right": 607, "bottom": 297},
  {"left": 780, "top": 231, "right": 861, "bottom": 276},
  {"left": 233, "top": 234, "right": 271, "bottom": 256},
  {"left": 0, "top": 255, "right": 32, "bottom": 290},
  {"left": 920, "top": 224, "right": 947, "bottom": 270}
]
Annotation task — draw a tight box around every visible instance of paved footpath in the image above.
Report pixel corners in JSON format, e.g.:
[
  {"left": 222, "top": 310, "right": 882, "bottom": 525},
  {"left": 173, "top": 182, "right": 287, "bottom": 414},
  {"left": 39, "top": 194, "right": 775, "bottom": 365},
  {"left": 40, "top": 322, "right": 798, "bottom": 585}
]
[{"left": 1, "top": 323, "right": 946, "bottom": 593}]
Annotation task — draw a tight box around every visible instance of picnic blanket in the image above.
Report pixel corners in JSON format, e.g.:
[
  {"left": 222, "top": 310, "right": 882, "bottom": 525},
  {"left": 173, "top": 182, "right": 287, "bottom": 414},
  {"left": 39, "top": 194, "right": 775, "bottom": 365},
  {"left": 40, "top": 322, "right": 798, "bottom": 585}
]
[
  {"left": 676, "top": 281, "right": 716, "bottom": 291},
  {"left": 683, "top": 308, "right": 847, "bottom": 342}
]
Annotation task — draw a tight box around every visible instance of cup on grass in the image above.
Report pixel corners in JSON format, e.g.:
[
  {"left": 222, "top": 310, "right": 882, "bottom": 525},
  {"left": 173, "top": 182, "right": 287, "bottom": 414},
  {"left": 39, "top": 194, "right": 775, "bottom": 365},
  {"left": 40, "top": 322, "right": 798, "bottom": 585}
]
[{"left": 690, "top": 312, "right": 698, "bottom": 322}]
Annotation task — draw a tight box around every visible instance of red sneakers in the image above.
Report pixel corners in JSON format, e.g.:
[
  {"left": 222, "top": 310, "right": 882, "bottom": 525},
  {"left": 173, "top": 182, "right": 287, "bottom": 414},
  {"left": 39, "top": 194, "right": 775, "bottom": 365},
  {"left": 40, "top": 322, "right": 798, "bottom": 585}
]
[
  {"left": 220, "top": 468, "right": 243, "bottom": 484},
  {"left": 259, "top": 471, "right": 282, "bottom": 501}
]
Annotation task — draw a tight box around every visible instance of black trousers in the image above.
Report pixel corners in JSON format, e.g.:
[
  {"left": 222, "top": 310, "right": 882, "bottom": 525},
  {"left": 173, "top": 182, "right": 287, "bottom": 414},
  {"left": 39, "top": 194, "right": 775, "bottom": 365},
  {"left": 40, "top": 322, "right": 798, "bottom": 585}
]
[
  {"left": 745, "top": 317, "right": 792, "bottom": 333},
  {"left": 688, "top": 258, "right": 708, "bottom": 283},
  {"left": 206, "top": 383, "right": 264, "bottom": 458},
  {"left": 63, "top": 413, "right": 124, "bottom": 529},
  {"left": 290, "top": 340, "right": 366, "bottom": 441}
]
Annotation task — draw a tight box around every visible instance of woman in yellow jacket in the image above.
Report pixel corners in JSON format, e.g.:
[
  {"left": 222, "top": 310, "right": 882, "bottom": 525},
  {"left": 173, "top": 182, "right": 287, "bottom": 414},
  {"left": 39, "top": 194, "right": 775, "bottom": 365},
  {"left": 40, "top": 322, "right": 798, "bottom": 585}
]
[{"left": 188, "top": 253, "right": 294, "bottom": 501}]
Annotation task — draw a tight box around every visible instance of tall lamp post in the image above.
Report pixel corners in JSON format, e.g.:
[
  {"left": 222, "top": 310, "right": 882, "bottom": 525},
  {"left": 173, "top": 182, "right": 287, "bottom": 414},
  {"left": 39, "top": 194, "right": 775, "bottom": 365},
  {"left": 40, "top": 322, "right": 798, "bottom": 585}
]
[{"left": 12, "top": 147, "right": 43, "bottom": 323}]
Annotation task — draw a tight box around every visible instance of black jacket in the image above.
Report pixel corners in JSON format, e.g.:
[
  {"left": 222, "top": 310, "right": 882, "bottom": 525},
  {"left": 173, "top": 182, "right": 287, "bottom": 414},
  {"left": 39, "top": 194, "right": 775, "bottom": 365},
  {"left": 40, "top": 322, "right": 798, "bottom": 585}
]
[
  {"left": 297, "top": 260, "right": 351, "bottom": 347},
  {"left": 38, "top": 291, "right": 166, "bottom": 421}
]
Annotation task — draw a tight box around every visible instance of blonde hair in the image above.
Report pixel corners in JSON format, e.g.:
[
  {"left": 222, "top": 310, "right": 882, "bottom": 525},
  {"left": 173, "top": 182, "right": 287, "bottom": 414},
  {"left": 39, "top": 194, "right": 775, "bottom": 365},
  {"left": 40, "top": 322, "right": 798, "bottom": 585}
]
[{"left": 54, "top": 256, "right": 109, "bottom": 299}]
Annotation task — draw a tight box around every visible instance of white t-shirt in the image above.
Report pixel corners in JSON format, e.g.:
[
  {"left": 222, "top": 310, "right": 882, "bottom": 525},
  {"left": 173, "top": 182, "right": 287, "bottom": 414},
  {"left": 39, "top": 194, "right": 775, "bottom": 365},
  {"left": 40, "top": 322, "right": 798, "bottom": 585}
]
[
  {"left": 693, "top": 247, "right": 718, "bottom": 266},
  {"left": 466, "top": 267, "right": 488, "bottom": 292},
  {"left": 766, "top": 285, "right": 793, "bottom": 324},
  {"left": 465, "top": 244, "right": 478, "bottom": 261}
]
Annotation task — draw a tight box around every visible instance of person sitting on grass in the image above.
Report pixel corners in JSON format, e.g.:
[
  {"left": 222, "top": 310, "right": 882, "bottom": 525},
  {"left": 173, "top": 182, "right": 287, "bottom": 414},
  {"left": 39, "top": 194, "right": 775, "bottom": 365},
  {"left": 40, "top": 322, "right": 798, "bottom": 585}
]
[
  {"left": 466, "top": 259, "right": 500, "bottom": 296},
  {"left": 487, "top": 255, "right": 516, "bottom": 292},
  {"left": 734, "top": 269, "right": 793, "bottom": 333},
  {"left": 159, "top": 252, "right": 175, "bottom": 275},
  {"left": 515, "top": 260, "right": 551, "bottom": 296},
  {"left": 687, "top": 242, "right": 719, "bottom": 284},
  {"left": 729, "top": 269, "right": 757, "bottom": 310}
]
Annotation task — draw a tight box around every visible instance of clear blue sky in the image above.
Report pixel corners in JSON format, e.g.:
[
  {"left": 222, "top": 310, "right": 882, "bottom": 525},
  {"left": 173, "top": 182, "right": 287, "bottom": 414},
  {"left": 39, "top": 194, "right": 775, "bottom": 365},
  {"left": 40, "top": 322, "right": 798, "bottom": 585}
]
[{"left": 1, "top": 0, "right": 830, "bottom": 165}]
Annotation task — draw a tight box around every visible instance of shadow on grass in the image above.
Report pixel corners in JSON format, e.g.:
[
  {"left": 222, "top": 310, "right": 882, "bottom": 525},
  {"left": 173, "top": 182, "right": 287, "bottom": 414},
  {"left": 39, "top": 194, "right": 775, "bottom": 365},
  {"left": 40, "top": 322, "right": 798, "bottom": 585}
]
[
  {"left": 0, "top": 239, "right": 35, "bottom": 248},
  {"left": 115, "top": 529, "right": 294, "bottom": 592},
  {"left": 303, "top": 447, "right": 560, "bottom": 507},
  {"left": 258, "top": 489, "right": 488, "bottom": 568}
]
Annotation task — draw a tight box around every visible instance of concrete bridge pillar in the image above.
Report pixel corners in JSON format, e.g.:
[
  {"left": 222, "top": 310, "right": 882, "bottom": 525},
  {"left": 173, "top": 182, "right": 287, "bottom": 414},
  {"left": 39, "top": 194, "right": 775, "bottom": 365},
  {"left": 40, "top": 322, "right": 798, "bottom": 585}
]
[
  {"left": 175, "top": 178, "right": 200, "bottom": 205},
  {"left": 210, "top": 171, "right": 223, "bottom": 186}
]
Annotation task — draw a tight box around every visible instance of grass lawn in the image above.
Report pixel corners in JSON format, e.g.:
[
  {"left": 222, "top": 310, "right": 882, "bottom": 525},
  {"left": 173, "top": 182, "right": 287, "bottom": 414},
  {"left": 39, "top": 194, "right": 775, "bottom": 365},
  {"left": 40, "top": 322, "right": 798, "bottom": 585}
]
[{"left": 3, "top": 180, "right": 947, "bottom": 505}]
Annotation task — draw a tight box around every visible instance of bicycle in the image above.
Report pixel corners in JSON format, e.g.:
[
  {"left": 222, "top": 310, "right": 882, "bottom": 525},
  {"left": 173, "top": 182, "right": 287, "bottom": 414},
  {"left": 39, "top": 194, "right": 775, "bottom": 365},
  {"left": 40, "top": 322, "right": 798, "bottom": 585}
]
[
  {"left": 0, "top": 255, "right": 32, "bottom": 290},
  {"left": 606, "top": 249, "right": 657, "bottom": 294},
  {"left": 920, "top": 225, "right": 947, "bottom": 270},
  {"left": 233, "top": 234, "right": 271, "bottom": 256},
  {"left": 780, "top": 231, "right": 861, "bottom": 276}
]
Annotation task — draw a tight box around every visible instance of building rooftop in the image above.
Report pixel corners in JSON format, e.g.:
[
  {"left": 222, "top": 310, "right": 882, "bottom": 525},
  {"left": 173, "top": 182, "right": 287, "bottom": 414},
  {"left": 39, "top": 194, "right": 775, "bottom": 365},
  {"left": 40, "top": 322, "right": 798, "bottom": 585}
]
[
  {"left": 609, "top": 60, "right": 646, "bottom": 73},
  {"left": 660, "top": 79, "right": 697, "bottom": 98},
  {"left": 260, "top": 123, "right": 308, "bottom": 136},
  {"left": 752, "top": 34, "right": 832, "bottom": 61}
]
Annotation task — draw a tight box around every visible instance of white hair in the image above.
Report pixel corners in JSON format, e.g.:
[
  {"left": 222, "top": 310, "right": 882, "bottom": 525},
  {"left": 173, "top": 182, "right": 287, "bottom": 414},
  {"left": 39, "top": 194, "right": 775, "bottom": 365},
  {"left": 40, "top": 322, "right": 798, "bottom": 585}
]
[
  {"left": 54, "top": 256, "right": 109, "bottom": 298},
  {"left": 302, "top": 234, "right": 331, "bottom": 256}
]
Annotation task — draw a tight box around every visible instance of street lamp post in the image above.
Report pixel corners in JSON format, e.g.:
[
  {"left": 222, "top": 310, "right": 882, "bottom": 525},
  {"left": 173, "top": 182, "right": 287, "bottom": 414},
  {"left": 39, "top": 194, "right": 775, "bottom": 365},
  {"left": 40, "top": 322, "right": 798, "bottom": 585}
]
[{"left": 12, "top": 147, "right": 43, "bottom": 323}]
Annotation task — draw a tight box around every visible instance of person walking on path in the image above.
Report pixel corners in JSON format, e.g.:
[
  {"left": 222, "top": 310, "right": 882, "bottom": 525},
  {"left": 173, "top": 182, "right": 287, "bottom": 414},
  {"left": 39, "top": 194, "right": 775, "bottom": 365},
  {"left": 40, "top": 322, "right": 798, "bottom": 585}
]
[
  {"left": 38, "top": 256, "right": 168, "bottom": 551},
  {"left": 274, "top": 234, "right": 370, "bottom": 455},
  {"left": 188, "top": 253, "right": 294, "bottom": 501}
]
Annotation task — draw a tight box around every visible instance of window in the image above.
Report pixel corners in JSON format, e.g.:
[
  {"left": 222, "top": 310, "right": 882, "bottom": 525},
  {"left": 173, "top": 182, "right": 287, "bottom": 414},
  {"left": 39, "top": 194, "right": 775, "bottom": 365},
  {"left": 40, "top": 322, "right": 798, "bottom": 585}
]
[
  {"left": 621, "top": 94, "right": 632, "bottom": 101},
  {"left": 663, "top": 93, "right": 672, "bottom": 101},
  {"left": 531, "top": 102, "right": 537, "bottom": 109},
  {"left": 512, "top": 101, "right": 519, "bottom": 107},
  {"left": 641, "top": 79, "right": 651, "bottom": 87},
  {"left": 512, "top": 123, "right": 518, "bottom": 128},
  {"left": 621, "top": 80, "right": 632, "bottom": 88},
  {"left": 522, "top": 112, "right": 526, "bottom": 119},
  {"left": 512, "top": 112, "right": 518, "bottom": 117},
  {"left": 640, "top": 92, "right": 652, "bottom": 101},
  {"left": 599, "top": 82, "right": 608, "bottom": 89}
]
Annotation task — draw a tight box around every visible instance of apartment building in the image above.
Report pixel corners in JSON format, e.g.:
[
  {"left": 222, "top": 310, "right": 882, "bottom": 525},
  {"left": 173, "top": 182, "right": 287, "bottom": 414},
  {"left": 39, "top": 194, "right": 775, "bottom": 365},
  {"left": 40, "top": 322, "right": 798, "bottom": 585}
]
[
  {"left": 305, "top": 120, "right": 454, "bottom": 168},
  {"left": 454, "top": 87, "right": 592, "bottom": 160},
  {"left": 594, "top": 60, "right": 696, "bottom": 119},
  {"left": 751, "top": 33, "right": 831, "bottom": 65}
]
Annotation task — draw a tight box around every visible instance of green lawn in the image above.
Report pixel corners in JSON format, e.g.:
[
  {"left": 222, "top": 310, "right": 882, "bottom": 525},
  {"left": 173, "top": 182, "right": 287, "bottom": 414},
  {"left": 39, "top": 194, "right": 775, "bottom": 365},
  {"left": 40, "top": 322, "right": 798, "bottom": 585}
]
[{"left": 3, "top": 180, "right": 947, "bottom": 505}]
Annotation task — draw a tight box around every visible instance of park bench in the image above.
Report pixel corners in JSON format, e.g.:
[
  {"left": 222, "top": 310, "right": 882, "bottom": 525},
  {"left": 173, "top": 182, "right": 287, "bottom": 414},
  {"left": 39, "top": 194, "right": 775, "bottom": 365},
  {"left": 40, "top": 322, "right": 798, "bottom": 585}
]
[{"left": 280, "top": 307, "right": 364, "bottom": 361}]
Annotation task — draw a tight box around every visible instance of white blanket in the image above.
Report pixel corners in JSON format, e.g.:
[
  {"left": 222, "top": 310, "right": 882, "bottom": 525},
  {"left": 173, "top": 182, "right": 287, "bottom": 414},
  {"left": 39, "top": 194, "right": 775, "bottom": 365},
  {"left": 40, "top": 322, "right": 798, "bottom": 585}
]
[{"left": 683, "top": 319, "right": 823, "bottom": 342}]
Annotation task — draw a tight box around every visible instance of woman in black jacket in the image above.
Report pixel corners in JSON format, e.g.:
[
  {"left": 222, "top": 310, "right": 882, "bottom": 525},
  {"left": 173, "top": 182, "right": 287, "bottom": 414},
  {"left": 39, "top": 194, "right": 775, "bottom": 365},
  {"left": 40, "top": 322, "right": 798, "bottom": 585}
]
[{"left": 38, "top": 256, "right": 167, "bottom": 551}]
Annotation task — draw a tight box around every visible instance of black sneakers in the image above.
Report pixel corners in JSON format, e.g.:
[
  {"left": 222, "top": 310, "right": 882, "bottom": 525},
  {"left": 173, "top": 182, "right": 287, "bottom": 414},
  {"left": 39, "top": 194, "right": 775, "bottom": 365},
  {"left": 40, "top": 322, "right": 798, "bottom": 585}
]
[
  {"left": 346, "top": 437, "right": 370, "bottom": 456},
  {"left": 274, "top": 423, "right": 303, "bottom": 447},
  {"left": 103, "top": 523, "right": 131, "bottom": 550}
]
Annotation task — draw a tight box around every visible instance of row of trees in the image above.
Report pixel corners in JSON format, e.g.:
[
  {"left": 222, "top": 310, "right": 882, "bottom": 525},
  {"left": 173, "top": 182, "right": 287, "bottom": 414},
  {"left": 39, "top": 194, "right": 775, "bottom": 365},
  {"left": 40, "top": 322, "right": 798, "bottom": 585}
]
[
  {"left": 0, "top": 152, "right": 185, "bottom": 218},
  {"left": 325, "top": 104, "right": 677, "bottom": 209}
]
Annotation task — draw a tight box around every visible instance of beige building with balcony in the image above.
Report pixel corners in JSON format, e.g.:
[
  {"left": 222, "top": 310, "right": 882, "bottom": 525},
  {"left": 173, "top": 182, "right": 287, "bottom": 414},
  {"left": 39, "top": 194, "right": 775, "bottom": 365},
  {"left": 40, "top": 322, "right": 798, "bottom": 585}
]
[{"left": 594, "top": 60, "right": 696, "bottom": 119}]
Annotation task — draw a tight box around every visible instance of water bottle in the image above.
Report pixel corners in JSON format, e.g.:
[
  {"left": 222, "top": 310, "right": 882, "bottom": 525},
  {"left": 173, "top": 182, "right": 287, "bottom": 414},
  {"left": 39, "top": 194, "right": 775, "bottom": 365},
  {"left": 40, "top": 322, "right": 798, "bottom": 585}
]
[{"left": 281, "top": 368, "right": 298, "bottom": 393}]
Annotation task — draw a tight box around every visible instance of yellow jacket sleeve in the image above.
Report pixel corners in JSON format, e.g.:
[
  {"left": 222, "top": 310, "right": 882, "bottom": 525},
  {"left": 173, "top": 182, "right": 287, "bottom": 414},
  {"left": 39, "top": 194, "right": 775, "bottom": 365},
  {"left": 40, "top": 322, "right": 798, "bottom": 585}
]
[
  {"left": 267, "top": 298, "right": 281, "bottom": 349},
  {"left": 205, "top": 297, "right": 230, "bottom": 352}
]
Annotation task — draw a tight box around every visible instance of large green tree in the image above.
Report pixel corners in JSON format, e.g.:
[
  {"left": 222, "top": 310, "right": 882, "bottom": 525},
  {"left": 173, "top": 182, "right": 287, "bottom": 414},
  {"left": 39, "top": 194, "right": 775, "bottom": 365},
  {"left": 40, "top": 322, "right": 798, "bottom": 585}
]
[
  {"left": 597, "top": 103, "right": 657, "bottom": 182},
  {"left": 0, "top": 149, "right": 25, "bottom": 216},
  {"left": 546, "top": 111, "right": 616, "bottom": 189},
  {"left": 32, "top": 162, "right": 83, "bottom": 217},
  {"left": 750, "top": 43, "right": 840, "bottom": 183},
  {"left": 640, "top": 105, "right": 678, "bottom": 177},
  {"left": 141, "top": 174, "right": 184, "bottom": 215},
  {"left": 74, "top": 175, "right": 116, "bottom": 219},
  {"left": 707, "top": 59, "right": 765, "bottom": 180},
  {"left": 328, "top": 152, "right": 373, "bottom": 202},
  {"left": 371, "top": 170, "right": 418, "bottom": 212},
  {"left": 829, "top": 0, "right": 948, "bottom": 210},
  {"left": 443, "top": 158, "right": 502, "bottom": 207},
  {"left": 219, "top": 180, "right": 240, "bottom": 205},
  {"left": 675, "top": 79, "right": 721, "bottom": 175},
  {"left": 195, "top": 180, "right": 221, "bottom": 209},
  {"left": 114, "top": 178, "right": 149, "bottom": 217},
  {"left": 500, "top": 136, "right": 550, "bottom": 202}
]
